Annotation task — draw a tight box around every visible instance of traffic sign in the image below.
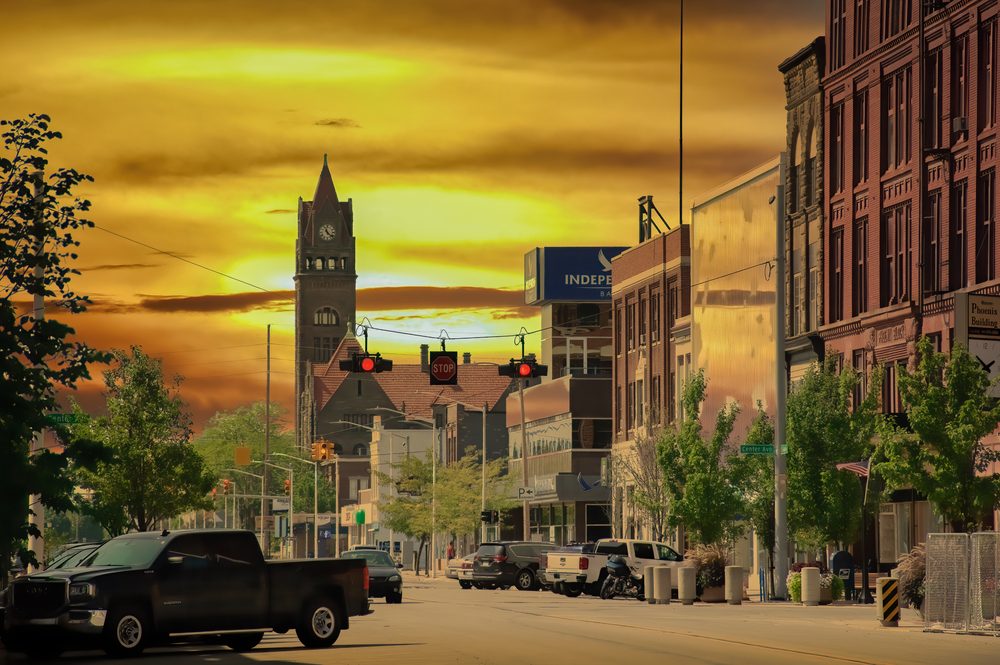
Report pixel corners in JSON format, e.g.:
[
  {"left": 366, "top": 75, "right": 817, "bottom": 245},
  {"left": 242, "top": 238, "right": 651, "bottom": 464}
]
[
  {"left": 429, "top": 351, "right": 458, "bottom": 385},
  {"left": 516, "top": 486, "right": 534, "bottom": 499},
  {"left": 45, "top": 413, "right": 82, "bottom": 425},
  {"left": 740, "top": 444, "right": 788, "bottom": 455}
]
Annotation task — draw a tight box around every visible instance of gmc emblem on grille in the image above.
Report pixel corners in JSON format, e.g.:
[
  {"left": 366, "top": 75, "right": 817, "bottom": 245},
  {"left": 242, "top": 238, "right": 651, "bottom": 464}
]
[{"left": 25, "top": 587, "right": 46, "bottom": 595}]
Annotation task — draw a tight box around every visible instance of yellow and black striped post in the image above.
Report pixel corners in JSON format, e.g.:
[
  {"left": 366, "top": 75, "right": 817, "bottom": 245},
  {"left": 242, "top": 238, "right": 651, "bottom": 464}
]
[{"left": 876, "top": 577, "right": 900, "bottom": 626}]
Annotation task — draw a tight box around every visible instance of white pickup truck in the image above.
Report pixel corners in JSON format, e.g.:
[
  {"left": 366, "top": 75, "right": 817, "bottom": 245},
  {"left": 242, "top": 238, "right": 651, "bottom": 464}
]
[{"left": 544, "top": 538, "right": 686, "bottom": 597}]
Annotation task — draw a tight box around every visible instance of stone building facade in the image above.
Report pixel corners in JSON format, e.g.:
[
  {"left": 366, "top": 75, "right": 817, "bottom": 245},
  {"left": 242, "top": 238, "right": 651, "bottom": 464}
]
[{"left": 780, "top": 37, "right": 827, "bottom": 381}]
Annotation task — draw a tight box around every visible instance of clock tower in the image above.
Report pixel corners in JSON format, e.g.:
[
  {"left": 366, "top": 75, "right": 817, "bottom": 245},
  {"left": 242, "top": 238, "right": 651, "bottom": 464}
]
[{"left": 295, "top": 155, "right": 357, "bottom": 448}]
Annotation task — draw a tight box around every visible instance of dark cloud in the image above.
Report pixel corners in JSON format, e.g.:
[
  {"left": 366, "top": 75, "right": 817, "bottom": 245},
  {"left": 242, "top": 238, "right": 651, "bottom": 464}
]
[
  {"left": 358, "top": 286, "right": 523, "bottom": 311},
  {"left": 102, "top": 146, "right": 317, "bottom": 185},
  {"left": 80, "top": 262, "right": 160, "bottom": 271},
  {"left": 315, "top": 118, "right": 360, "bottom": 128},
  {"left": 265, "top": 209, "right": 295, "bottom": 214}
]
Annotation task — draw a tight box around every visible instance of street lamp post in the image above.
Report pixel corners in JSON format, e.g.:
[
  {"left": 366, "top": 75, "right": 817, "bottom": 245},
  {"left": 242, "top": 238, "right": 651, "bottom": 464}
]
[
  {"left": 366, "top": 408, "right": 438, "bottom": 577},
  {"left": 414, "top": 393, "right": 489, "bottom": 544},
  {"left": 254, "top": 460, "right": 293, "bottom": 558},
  {"left": 224, "top": 468, "right": 264, "bottom": 550},
  {"left": 273, "top": 452, "right": 319, "bottom": 559},
  {"left": 330, "top": 420, "right": 411, "bottom": 560}
]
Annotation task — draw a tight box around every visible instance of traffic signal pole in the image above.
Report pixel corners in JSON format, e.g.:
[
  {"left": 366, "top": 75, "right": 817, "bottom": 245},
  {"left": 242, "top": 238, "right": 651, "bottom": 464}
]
[{"left": 519, "top": 377, "right": 529, "bottom": 540}]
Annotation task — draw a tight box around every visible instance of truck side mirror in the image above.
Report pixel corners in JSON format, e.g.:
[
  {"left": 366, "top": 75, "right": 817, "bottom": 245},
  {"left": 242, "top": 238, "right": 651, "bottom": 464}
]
[{"left": 167, "top": 556, "right": 183, "bottom": 566}]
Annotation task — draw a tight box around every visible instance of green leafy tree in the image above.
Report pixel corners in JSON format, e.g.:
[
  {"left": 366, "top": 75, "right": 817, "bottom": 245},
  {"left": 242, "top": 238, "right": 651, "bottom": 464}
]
[
  {"left": 729, "top": 406, "right": 776, "bottom": 594},
  {"left": 435, "top": 446, "right": 516, "bottom": 541},
  {"left": 373, "top": 451, "right": 435, "bottom": 574},
  {"left": 877, "top": 337, "right": 1000, "bottom": 533},
  {"left": 73, "top": 347, "right": 215, "bottom": 534},
  {"left": 786, "top": 355, "right": 883, "bottom": 552},
  {"left": 0, "top": 114, "right": 111, "bottom": 579},
  {"left": 657, "top": 369, "right": 745, "bottom": 546}
]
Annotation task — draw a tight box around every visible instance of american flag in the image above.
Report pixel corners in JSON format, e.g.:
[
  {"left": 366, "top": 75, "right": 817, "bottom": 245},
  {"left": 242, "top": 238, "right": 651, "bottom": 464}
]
[{"left": 836, "top": 460, "right": 870, "bottom": 477}]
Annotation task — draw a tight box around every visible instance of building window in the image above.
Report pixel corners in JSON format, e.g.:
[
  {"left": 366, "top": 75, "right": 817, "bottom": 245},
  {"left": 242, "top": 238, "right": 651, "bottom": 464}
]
[
  {"left": 313, "top": 337, "right": 322, "bottom": 363},
  {"left": 305, "top": 257, "right": 314, "bottom": 270},
  {"left": 831, "top": 0, "right": 847, "bottom": 70},
  {"left": 924, "top": 192, "right": 941, "bottom": 294},
  {"left": 809, "top": 269, "right": 819, "bottom": 331},
  {"left": 884, "top": 68, "right": 911, "bottom": 172},
  {"left": 616, "top": 386, "right": 622, "bottom": 432},
  {"left": 832, "top": 103, "right": 845, "bottom": 193},
  {"left": 328, "top": 257, "right": 337, "bottom": 270},
  {"left": 635, "top": 379, "right": 644, "bottom": 428},
  {"left": 614, "top": 306, "right": 622, "bottom": 355},
  {"left": 951, "top": 180, "right": 968, "bottom": 289},
  {"left": 852, "top": 350, "right": 868, "bottom": 409},
  {"left": 883, "top": 361, "right": 904, "bottom": 414},
  {"left": 855, "top": 0, "right": 870, "bottom": 56},
  {"left": 667, "top": 372, "right": 676, "bottom": 423},
  {"left": 349, "top": 476, "right": 370, "bottom": 498},
  {"left": 322, "top": 337, "right": 332, "bottom": 363},
  {"left": 854, "top": 91, "right": 868, "bottom": 185},
  {"left": 639, "top": 297, "right": 647, "bottom": 346},
  {"left": 626, "top": 299, "right": 635, "bottom": 351},
  {"left": 977, "top": 170, "right": 996, "bottom": 284},
  {"left": 926, "top": 50, "right": 941, "bottom": 149},
  {"left": 668, "top": 279, "right": 679, "bottom": 326},
  {"left": 881, "top": 204, "right": 911, "bottom": 306},
  {"left": 652, "top": 376, "right": 661, "bottom": 424},
  {"left": 981, "top": 22, "right": 997, "bottom": 132},
  {"left": 853, "top": 218, "right": 869, "bottom": 315},
  {"left": 793, "top": 275, "right": 802, "bottom": 335},
  {"left": 954, "top": 36, "right": 968, "bottom": 135},
  {"left": 831, "top": 229, "right": 844, "bottom": 323},
  {"left": 650, "top": 290, "right": 661, "bottom": 342},
  {"left": 314, "top": 307, "right": 339, "bottom": 326},
  {"left": 352, "top": 444, "right": 369, "bottom": 457},
  {"left": 343, "top": 413, "right": 373, "bottom": 428},
  {"left": 881, "top": 0, "right": 911, "bottom": 41},
  {"left": 626, "top": 382, "right": 634, "bottom": 430}
]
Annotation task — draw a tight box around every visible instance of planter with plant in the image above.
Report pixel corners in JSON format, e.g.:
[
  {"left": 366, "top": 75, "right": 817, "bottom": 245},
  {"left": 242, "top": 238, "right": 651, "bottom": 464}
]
[
  {"left": 786, "top": 561, "right": 844, "bottom": 604},
  {"left": 685, "top": 543, "right": 728, "bottom": 602},
  {"left": 896, "top": 543, "right": 925, "bottom": 619}
]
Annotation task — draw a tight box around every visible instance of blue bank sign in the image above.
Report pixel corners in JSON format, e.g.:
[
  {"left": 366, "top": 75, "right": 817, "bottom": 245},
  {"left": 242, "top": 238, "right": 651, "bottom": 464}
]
[{"left": 524, "top": 246, "right": 629, "bottom": 305}]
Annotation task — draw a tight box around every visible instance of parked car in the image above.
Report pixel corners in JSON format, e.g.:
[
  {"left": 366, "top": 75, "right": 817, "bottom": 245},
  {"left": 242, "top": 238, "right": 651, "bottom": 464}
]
[
  {"left": 340, "top": 549, "right": 403, "bottom": 604},
  {"left": 450, "top": 554, "right": 475, "bottom": 589},
  {"left": 546, "top": 538, "right": 685, "bottom": 597},
  {"left": 472, "top": 541, "right": 561, "bottom": 591},
  {"left": 2, "top": 529, "right": 372, "bottom": 659},
  {"left": 445, "top": 554, "right": 466, "bottom": 581},
  {"left": 539, "top": 542, "right": 595, "bottom": 593}
]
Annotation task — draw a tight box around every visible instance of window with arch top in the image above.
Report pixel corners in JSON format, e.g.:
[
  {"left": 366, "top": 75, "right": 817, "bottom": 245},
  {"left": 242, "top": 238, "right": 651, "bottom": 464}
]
[
  {"left": 329, "top": 257, "right": 337, "bottom": 270},
  {"left": 353, "top": 444, "right": 368, "bottom": 456},
  {"left": 314, "top": 307, "right": 339, "bottom": 326}
]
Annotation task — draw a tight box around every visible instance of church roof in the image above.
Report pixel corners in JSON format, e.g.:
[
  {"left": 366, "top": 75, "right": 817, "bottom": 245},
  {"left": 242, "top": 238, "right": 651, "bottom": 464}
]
[
  {"left": 311, "top": 154, "right": 341, "bottom": 215},
  {"left": 312, "top": 339, "right": 515, "bottom": 417}
]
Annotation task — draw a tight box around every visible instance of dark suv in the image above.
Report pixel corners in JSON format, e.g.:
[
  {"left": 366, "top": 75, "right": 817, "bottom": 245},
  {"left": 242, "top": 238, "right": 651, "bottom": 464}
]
[{"left": 473, "top": 541, "right": 561, "bottom": 591}]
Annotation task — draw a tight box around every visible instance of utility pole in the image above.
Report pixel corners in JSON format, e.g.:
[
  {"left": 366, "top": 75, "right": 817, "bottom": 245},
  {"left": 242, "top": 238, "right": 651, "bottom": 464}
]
[
  {"left": 482, "top": 402, "right": 487, "bottom": 545},
  {"left": 29, "top": 171, "right": 46, "bottom": 572},
  {"left": 774, "top": 152, "right": 789, "bottom": 600},
  {"left": 519, "top": 378, "right": 529, "bottom": 540},
  {"left": 263, "top": 324, "right": 271, "bottom": 557}
]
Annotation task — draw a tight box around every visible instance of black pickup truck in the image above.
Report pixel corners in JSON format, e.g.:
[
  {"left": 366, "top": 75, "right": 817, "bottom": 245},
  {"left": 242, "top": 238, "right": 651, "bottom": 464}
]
[{"left": 1, "top": 529, "right": 372, "bottom": 658}]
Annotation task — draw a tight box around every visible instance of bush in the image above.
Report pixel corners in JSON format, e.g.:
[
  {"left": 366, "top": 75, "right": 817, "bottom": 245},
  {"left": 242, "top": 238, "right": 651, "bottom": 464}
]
[
  {"left": 896, "top": 543, "right": 926, "bottom": 608},
  {"left": 685, "top": 543, "right": 728, "bottom": 590}
]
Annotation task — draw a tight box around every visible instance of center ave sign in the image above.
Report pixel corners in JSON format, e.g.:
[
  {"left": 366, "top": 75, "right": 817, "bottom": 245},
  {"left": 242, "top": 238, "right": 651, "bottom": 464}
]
[{"left": 429, "top": 351, "right": 458, "bottom": 385}]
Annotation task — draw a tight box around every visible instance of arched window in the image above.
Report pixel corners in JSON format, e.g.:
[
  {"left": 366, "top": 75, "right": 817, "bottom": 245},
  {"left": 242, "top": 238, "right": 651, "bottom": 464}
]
[
  {"left": 341, "top": 258, "right": 348, "bottom": 270},
  {"left": 333, "top": 443, "right": 343, "bottom": 455},
  {"left": 305, "top": 257, "right": 314, "bottom": 270},
  {"left": 316, "top": 257, "right": 325, "bottom": 270},
  {"left": 329, "top": 257, "right": 337, "bottom": 270},
  {"left": 313, "top": 307, "right": 339, "bottom": 326},
  {"left": 353, "top": 444, "right": 368, "bottom": 456}
]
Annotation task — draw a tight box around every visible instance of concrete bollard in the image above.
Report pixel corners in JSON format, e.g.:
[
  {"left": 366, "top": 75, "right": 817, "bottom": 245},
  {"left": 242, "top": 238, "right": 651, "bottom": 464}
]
[
  {"left": 725, "top": 566, "right": 742, "bottom": 605},
  {"left": 801, "top": 566, "right": 820, "bottom": 606},
  {"left": 654, "top": 566, "right": 671, "bottom": 604},
  {"left": 678, "top": 567, "right": 696, "bottom": 605},
  {"left": 645, "top": 566, "right": 656, "bottom": 604}
]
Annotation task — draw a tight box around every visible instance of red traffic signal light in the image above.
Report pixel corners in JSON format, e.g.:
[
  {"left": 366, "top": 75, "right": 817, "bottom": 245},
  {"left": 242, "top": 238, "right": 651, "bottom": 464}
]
[
  {"left": 517, "top": 362, "right": 532, "bottom": 377},
  {"left": 284, "top": 479, "right": 291, "bottom": 496},
  {"left": 222, "top": 479, "right": 230, "bottom": 495},
  {"left": 211, "top": 488, "right": 217, "bottom": 500},
  {"left": 340, "top": 353, "right": 393, "bottom": 374},
  {"left": 498, "top": 357, "right": 548, "bottom": 379}
]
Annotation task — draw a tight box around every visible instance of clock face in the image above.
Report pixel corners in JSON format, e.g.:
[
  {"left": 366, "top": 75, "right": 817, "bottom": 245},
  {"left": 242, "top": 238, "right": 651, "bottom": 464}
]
[
  {"left": 969, "top": 338, "right": 1000, "bottom": 397},
  {"left": 318, "top": 224, "right": 336, "bottom": 241}
]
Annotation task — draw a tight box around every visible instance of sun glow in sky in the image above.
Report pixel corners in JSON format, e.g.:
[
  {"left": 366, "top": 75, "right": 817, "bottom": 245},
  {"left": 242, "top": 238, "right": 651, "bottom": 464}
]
[{"left": 2, "top": 0, "right": 824, "bottom": 432}]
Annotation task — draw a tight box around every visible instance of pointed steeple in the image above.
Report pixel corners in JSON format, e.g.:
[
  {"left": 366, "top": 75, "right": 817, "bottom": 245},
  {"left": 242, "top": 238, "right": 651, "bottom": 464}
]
[{"left": 312, "top": 154, "right": 341, "bottom": 213}]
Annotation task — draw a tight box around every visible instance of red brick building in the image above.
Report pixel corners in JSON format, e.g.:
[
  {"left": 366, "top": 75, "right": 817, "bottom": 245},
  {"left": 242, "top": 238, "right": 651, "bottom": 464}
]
[{"left": 821, "top": 0, "right": 1000, "bottom": 546}]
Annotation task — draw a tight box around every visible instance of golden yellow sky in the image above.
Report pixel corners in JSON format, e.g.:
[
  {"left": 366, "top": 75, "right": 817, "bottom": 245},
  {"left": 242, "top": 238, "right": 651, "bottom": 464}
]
[{"left": 3, "top": 0, "right": 824, "bottom": 432}]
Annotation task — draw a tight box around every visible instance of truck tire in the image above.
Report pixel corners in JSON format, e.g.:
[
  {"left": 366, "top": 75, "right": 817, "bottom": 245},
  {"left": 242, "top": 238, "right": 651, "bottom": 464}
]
[
  {"left": 225, "top": 632, "right": 264, "bottom": 651},
  {"left": 515, "top": 569, "right": 535, "bottom": 591},
  {"left": 296, "top": 597, "right": 343, "bottom": 648},
  {"left": 563, "top": 584, "right": 583, "bottom": 598},
  {"left": 103, "top": 604, "right": 151, "bottom": 658}
]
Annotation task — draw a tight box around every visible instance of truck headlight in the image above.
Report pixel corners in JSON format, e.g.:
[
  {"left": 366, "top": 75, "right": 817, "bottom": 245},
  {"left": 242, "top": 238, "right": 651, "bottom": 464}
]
[
  {"left": 388, "top": 574, "right": 401, "bottom": 582},
  {"left": 69, "top": 583, "right": 96, "bottom": 599}
]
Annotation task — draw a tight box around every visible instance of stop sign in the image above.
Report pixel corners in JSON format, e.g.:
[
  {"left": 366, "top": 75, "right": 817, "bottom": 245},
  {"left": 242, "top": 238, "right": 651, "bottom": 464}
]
[{"left": 429, "top": 351, "right": 458, "bottom": 385}]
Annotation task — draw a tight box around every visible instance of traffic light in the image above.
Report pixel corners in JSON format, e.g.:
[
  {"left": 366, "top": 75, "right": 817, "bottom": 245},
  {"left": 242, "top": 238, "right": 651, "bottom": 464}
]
[
  {"left": 222, "top": 479, "right": 230, "bottom": 495},
  {"left": 492, "top": 510, "right": 499, "bottom": 523},
  {"left": 480, "top": 510, "right": 491, "bottom": 523},
  {"left": 284, "top": 479, "right": 291, "bottom": 496},
  {"left": 211, "top": 488, "right": 217, "bottom": 500},
  {"left": 498, "top": 357, "right": 548, "bottom": 379},
  {"left": 340, "top": 352, "right": 393, "bottom": 373}
]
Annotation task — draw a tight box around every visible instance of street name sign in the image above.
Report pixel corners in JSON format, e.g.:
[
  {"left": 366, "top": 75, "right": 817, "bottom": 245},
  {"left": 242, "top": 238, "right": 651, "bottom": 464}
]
[
  {"left": 740, "top": 444, "right": 788, "bottom": 455},
  {"left": 45, "top": 413, "right": 82, "bottom": 425}
]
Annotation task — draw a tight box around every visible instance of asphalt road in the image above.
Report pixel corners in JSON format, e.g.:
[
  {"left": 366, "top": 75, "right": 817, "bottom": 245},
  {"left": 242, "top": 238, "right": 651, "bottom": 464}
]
[{"left": 3, "top": 571, "right": 997, "bottom": 665}]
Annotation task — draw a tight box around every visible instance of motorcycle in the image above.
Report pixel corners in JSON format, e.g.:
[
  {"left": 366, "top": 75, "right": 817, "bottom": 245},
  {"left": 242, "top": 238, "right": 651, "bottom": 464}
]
[{"left": 600, "top": 555, "right": 645, "bottom": 600}]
